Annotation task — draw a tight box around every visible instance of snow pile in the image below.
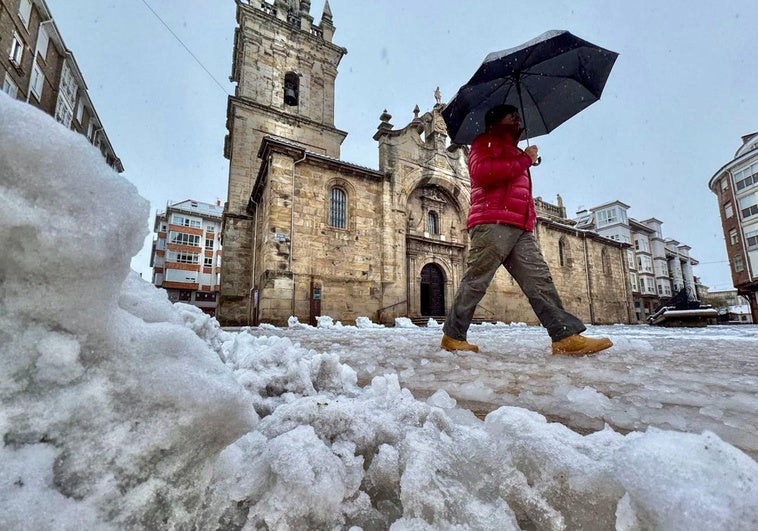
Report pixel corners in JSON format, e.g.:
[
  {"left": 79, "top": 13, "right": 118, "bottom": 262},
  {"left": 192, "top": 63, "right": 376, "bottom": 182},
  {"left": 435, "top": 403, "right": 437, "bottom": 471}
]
[
  {"left": 2, "top": 92, "right": 757, "bottom": 530},
  {"left": 0, "top": 94, "right": 256, "bottom": 528}
]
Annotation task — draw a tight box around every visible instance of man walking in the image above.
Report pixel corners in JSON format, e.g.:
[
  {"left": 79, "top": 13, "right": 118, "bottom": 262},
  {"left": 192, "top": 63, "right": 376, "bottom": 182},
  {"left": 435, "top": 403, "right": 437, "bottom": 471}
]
[{"left": 441, "top": 104, "right": 613, "bottom": 356}]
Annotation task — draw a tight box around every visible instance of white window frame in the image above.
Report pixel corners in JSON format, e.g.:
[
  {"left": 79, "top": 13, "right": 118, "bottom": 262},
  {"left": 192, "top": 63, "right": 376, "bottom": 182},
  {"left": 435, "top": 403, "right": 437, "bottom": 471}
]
[
  {"left": 9, "top": 33, "right": 24, "bottom": 66},
  {"left": 35, "top": 25, "right": 49, "bottom": 60},
  {"left": 54, "top": 95, "right": 74, "bottom": 127},
  {"left": 724, "top": 202, "right": 734, "bottom": 218},
  {"left": 30, "top": 61, "right": 44, "bottom": 99},
  {"left": 734, "top": 255, "right": 745, "bottom": 273},
  {"left": 169, "top": 231, "right": 201, "bottom": 247},
  {"left": 167, "top": 251, "right": 199, "bottom": 265},
  {"left": 730, "top": 229, "right": 739, "bottom": 245},
  {"left": 738, "top": 193, "right": 758, "bottom": 219},
  {"left": 75, "top": 99, "right": 84, "bottom": 123},
  {"left": 170, "top": 214, "right": 202, "bottom": 228},
  {"left": 2, "top": 73, "right": 19, "bottom": 98},
  {"left": 18, "top": 0, "right": 33, "bottom": 27},
  {"left": 626, "top": 249, "right": 636, "bottom": 270}
]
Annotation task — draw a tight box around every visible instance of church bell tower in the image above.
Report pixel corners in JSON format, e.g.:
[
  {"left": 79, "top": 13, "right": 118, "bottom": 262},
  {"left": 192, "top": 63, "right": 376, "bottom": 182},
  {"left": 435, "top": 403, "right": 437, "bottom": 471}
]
[{"left": 218, "top": 0, "right": 348, "bottom": 325}]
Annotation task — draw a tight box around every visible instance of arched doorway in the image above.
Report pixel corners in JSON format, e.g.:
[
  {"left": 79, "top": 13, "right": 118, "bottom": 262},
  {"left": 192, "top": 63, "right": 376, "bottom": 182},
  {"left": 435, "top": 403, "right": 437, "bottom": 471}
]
[{"left": 420, "top": 263, "right": 446, "bottom": 316}]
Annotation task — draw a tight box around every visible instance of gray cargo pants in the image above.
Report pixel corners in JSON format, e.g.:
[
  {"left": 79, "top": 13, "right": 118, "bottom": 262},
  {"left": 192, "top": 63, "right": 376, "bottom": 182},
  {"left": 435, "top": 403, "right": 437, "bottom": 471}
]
[{"left": 443, "top": 223, "right": 586, "bottom": 342}]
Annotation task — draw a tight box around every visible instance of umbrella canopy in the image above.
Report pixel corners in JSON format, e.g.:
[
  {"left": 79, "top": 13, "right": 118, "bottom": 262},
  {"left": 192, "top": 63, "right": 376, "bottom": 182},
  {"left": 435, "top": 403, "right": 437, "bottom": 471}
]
[{"left": 442, "top": 30, "right": 619, "bottom": 145}]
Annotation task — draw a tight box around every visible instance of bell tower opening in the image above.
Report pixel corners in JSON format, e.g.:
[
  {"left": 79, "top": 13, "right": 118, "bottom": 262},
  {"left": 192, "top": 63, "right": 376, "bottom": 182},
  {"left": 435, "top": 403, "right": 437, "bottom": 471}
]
[{"left": 284, "top": 71, "right": 299, "bottom": 106}]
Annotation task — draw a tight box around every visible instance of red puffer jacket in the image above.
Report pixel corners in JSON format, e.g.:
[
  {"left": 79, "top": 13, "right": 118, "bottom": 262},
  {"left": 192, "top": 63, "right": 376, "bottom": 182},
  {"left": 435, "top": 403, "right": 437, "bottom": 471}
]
[{"left": 466, "top": 124, "right": 536, "bottom": 231}]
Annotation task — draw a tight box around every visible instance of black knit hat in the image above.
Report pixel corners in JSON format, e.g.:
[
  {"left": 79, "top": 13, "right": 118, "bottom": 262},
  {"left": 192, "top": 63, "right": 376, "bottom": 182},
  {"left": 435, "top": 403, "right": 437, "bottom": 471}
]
[{"left": 485, "top": 104, "right": 519, "bottom": 127}]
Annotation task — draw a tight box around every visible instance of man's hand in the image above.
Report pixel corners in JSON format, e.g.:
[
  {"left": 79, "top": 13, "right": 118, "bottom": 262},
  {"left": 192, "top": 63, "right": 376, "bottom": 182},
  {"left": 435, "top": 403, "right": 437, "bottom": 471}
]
[{"left": 524, "top": 145, "right": 539, "bottom": 164}]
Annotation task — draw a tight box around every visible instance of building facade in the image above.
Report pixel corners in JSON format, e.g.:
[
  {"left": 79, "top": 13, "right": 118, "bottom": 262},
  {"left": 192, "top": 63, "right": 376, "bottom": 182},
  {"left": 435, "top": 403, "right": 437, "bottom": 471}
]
[
  {"left": 217, "top": 0, "right": 633, "bottom": 327},
  {"left": 1, "top": 0, "right": 121, "bottom": 171},
  {"left": 708, "top": 132, "right": 758, "bottom": 322},
  {"left": 151, "top": 200, "right": 223, "bottom": 316},
  {"left": 575, "top": 202, "right": 702, "bottom": 322}
]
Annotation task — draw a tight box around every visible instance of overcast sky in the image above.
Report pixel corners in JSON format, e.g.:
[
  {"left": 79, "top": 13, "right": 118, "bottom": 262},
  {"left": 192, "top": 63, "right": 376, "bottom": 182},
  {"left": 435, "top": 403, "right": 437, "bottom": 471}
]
[{"left": 46, "top": 0, "right": 756, "bottom": 292}]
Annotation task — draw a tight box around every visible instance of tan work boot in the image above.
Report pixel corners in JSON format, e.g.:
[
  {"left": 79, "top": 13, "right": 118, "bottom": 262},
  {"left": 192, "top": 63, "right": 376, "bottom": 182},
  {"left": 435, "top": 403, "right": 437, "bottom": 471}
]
[
  {"left": 440, "top": 334, "right": 479, "bottom": 353},
  {"left": 552, "top": 334, "right": 613, "bottom": 356}
]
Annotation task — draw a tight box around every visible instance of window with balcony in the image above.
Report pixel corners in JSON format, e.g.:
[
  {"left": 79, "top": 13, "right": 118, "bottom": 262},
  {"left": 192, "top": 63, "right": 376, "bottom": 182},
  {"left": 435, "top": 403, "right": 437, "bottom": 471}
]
[
  {"left": 634, "top": 236, "right": 650, "bottom": 253},
  {"left": 167, "top": 252, "right": 199, "bottom": 264},
  {"left": 169, "top": 231, "right": 200, "bottom": 246},
  {"left": 637, "top": 255, "right": 653, "bottom": 273},
  {"left": 9, "top": 33, "right": 24, "bottom": 67},
  {"left": 595, "top": 207, "right": 627, "bottom": 227},
  {"left": 171, "top": 214, "right": 201, "bottom": 228}
]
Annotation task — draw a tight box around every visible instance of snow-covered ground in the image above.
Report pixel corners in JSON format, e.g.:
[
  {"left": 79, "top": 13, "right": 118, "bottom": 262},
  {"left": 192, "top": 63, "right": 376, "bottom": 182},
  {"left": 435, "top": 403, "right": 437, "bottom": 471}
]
[
  {"left": 2, "top": 93, "right": 757, "bottom": 530},
  {"left": 242, "top": 319, "right": 758, "bottom": 459}
]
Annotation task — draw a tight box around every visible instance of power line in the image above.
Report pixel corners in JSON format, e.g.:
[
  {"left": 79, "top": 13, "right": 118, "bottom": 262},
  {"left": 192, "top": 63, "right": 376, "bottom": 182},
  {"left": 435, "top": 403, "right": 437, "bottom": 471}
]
[{"left": 139, "top": 0, "right": 230, "bottom": 96}]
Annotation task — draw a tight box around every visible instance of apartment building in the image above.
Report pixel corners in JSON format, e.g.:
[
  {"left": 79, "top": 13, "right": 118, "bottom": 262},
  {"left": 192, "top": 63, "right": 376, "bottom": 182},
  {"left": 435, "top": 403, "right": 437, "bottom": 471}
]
[
  {"left": 575, "top": 201, "right": 701, "bottom": 322},
  {"left": 1, "top": 0, "right": 122, "bottom": 171},
  {"left": 151, "top": 200, "right": 223, "bottom": 316},
  {"left": 708, "top": 132, "right": 758, "bottom": 322}
]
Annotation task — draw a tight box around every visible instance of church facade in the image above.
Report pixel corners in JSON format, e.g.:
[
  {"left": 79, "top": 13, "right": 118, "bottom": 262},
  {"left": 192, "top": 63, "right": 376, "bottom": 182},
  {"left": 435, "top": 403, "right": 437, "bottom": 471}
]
[{"left": 216, "top": 0, "right": 634, "bottom": 327}]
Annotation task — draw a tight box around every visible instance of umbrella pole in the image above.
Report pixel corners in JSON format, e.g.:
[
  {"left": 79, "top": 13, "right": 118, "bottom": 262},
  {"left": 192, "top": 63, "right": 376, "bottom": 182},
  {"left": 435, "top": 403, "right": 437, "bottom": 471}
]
[{"left": 516, "top": 78, "right": 540, "bottom": 165}]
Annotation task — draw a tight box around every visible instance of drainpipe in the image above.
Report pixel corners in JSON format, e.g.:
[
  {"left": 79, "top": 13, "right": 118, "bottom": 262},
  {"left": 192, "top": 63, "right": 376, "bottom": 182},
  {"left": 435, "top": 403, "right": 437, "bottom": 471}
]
[
  {"left": 582, "top": 233, "right": 596, "bottom": 324},
  {"left": 620, "top": 246, "right": 633, "bottom": 323},
  {"left": 291, "top": 151, "right": 307, "bottom": 316},
  {"left": 248, "top": 194, "right": 260, "bottom": 326}
]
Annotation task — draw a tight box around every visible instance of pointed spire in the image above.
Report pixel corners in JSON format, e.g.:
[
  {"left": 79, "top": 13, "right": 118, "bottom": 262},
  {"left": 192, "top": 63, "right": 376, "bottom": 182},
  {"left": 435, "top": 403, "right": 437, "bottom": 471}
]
[
  {"left": 322, "top": 0, "right": 333, "bottom": 23},
  {"left": 319, "top": 0, "right": 334, "bottom": 42}
]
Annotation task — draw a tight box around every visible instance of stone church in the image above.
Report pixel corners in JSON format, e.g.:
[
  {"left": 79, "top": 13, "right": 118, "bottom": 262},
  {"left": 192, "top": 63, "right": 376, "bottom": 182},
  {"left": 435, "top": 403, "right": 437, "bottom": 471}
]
[{"left": 216, "top": 0, "right": 634, "bottom": 327}]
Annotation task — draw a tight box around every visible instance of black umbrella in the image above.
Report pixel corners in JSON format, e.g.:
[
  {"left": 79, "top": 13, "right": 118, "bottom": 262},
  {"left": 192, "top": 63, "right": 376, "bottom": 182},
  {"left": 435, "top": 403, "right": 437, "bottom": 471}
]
[{"left": 442, "top": 30, "right": 619, "bottom": 146}]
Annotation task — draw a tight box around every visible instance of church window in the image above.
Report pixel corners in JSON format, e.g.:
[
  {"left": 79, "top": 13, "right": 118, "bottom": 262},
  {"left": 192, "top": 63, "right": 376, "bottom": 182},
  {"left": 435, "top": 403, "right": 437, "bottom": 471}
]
[
  {"left": 602, "top": 248, "right": 612, "bottom": 276},
  {"left": 427, "top": 211, "right": 439, "bottom": 235},
  {"left": 329, "top": 187, "right": 347, "bottom": 228},
  {"left": 558, "top": 236, "right": 572, "bottom": 267},
  {"left": 284, "top": 71, "right": 299, "bottom": 106}
]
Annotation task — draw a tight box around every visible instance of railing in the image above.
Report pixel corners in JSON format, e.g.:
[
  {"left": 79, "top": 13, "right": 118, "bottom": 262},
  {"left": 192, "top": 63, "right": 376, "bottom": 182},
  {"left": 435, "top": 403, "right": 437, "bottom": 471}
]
[
  {"left": 475, "top": 304, "right": 496, "bottom": 317},
  {"left": 375, "top": 300, "right": 407, "bottom": 323}
]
